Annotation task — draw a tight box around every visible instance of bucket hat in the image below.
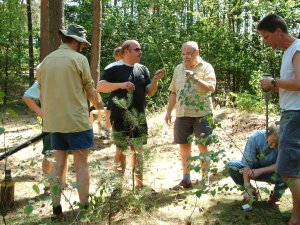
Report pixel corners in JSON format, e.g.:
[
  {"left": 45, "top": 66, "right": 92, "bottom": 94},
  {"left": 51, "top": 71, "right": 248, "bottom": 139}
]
[{"left": 59, "top": 24, "right": 91, "bottom": 46}]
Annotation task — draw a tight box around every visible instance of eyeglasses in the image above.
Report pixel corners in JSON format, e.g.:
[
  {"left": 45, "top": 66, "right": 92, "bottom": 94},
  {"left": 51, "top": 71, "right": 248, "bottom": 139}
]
[
  {"left": 130, "top": 48, "right": 142, "bottom": 52},
  {"left": 181, "top": 49, "right": 196, "bottom": 57}
]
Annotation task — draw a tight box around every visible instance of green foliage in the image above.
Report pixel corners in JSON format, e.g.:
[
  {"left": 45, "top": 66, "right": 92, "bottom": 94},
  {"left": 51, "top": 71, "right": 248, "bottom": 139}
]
[
  {"left": 0, "top": 1, "right": 38, "bottom": 105},
  {"left": 23, "top": 203, "right": 34, "bottom": 216},
  {"left": 32, "top": 184, "right": 40, "bottom": 195},
  {"left": 0, "top": 127, "right": 4, "bottom": 135},
  {"left": 229, "top": 91, "right": 279, "bottom": 113}
]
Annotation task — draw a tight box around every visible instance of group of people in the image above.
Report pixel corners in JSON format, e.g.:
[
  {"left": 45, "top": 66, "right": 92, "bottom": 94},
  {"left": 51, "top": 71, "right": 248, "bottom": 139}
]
[{"left": 22, "top": 13, "right": 300, "bottom": 225}]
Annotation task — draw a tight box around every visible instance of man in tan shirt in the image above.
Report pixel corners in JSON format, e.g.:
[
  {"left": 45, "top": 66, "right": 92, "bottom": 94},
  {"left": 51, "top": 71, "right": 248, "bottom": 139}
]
[
  {"left": 165, "top": 41, "right": 216, "bottom": 190},
  {"left": 36, "top": 24, "right": 103, "bottom": 220}
]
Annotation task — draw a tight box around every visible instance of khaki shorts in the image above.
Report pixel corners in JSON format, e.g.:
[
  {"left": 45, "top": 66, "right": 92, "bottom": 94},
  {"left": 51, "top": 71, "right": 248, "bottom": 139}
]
[{"left": 174, "top": 116, "right": 212, "bottom": 144}]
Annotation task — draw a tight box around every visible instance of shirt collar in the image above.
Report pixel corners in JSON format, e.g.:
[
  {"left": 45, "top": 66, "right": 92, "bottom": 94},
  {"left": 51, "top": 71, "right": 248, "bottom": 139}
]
[{"left": 59, "top": 43, "right": 74, "bottom": 51}]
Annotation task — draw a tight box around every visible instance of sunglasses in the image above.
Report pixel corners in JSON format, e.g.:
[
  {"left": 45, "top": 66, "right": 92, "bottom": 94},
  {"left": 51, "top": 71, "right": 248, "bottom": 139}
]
[{"left": 130, "top": 47, "right": 142, "bottom": 52}]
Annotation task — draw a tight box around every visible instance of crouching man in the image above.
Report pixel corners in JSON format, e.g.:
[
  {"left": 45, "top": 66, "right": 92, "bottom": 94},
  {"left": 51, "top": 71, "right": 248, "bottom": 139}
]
[{"left": 226, "top": 125, "right": 287, "bottom": 204}]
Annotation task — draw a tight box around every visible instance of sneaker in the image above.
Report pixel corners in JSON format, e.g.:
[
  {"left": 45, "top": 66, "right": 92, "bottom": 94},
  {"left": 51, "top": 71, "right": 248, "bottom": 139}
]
[
  {"left": 268, "top": 191, "right": 280, "bottom": 205},
  {"left": 170, "top": 180, "right": 192, "bottom": 190}
]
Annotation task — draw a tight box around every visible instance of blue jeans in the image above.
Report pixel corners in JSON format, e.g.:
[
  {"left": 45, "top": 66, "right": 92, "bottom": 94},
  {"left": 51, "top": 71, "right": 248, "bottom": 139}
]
[
  {"left": 226, "top": 160, "right": 287, "bottom": 198},
  {"left": 277, "top": 110, "right": 300, "bottom": 177}
]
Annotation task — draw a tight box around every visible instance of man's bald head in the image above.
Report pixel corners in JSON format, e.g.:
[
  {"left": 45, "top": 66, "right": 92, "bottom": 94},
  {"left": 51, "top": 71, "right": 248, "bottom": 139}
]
[
  {"left": 121, "top": 40, "right": 140, "bottom": 54},
  {"left": 182, "top": 41, "right": 199, "bottom": 51}
]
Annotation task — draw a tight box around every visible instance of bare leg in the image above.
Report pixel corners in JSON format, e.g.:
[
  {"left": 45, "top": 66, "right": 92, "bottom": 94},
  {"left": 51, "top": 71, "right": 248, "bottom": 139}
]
[
  {"left": 42, "top": 156, "right": 52, "bottom": 176},
  {"left": 180, "top": 144, "right": 192, "bottom": 175},
  {"left": 105, "top": 109, "right": 111, "bottom": 131},
  {"left": 130, "top": 145, "right": 143, "bottom": 188},
  {"left": 73, "top": 149, "right": 89, "bottom": 205},
  {"left": 51, "top": 150, "right": 68, "bottom": 206},
  {"left": 282, "top": 176, "right": 300, "bottom": 225},
  {"left": 198, "top": 144, "right": 209, "bottom": 177},
  {"left": 97, "top": 110, "right": 103, "bottom": 135},
  {"left": 114, "top": 147, "right": 126, "bottom": 176},
  {"left": 89, "top": 111, "right": 94, "bottom": 124},
  {"left": 61, "top": 158, "right": 68, "bottom": 188}
]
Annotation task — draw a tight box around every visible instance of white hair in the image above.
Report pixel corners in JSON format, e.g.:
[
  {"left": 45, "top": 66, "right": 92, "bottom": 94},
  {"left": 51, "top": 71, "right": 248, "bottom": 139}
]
[{"left": 182, "top": 41, "right": 199, "bottom": 51}]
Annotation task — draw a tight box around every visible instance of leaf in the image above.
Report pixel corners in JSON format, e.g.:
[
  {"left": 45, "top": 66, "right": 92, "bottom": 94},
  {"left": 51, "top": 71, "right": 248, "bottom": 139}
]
[
  {"left": 32, "top": 184, "right": 40, "bottom": 195},
  {"left": 51, "top": 185, "right": 60, "bottom": 196},
  {"left": 6, "top": 109, "right": 18, "bottom": 118},
  {"left": 0, "top": 127, "right": 4, "bottom": 135},
  {"left": 24, "top": 204, "right": 34, "bottom": 216}
]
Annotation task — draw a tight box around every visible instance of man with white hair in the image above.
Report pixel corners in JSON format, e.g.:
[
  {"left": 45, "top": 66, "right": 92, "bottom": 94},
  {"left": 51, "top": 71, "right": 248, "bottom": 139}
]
[{"left": 165, "top": 41, "right": 216, "bottom": 190}]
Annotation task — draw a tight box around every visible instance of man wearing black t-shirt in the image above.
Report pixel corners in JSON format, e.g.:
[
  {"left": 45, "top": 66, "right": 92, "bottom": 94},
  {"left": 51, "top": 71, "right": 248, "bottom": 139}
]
[{"left": 97, "top": 40, "right": 165, "bottom": 189}]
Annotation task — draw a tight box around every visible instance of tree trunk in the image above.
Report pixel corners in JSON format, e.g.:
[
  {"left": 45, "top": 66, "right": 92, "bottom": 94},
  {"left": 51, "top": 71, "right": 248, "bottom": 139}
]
[
  {"left": 90, "top": 0, "right": 102, "bottom": 87},
  {"left": 26, "top": 0, "right": 34, "bottom": 86},
  {"left": 40, "top": 0, "right": 49, "bottom": 62},
  {"left": 48, "top": 0, "right": 64, "bottom": 53}
]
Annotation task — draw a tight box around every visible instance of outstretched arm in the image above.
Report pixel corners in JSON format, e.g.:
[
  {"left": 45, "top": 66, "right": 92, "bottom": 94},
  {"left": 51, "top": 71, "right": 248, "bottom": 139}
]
[
  {"left": 146, "top": 68, "right": 165, "bottom": 96},
  {"left": 247, "top": 164, "right": 276, "bottom": 179},
  {"left": 97, "top": 80, "right": 135, "bottom": 93}
]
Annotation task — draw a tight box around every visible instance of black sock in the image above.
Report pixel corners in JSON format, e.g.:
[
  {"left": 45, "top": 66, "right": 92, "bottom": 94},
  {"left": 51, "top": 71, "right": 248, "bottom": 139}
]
[{"left": 53, "top": 204, "right": 62, "bottom": 215}]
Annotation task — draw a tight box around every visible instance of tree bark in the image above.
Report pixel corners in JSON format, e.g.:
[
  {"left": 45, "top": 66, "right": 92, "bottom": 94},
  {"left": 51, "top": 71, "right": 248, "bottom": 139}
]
[
  {"left": 48, "top": 0, "right": 64, "bottom": 53},
  {"left": 26, "top": 0, "right": 34, "bottom": 85},
  {"left": 90, "top": 0, "right": 102, "bottom": 87},
  {"left": 40, "top": 0, "right": 49, "bottom": 62}
]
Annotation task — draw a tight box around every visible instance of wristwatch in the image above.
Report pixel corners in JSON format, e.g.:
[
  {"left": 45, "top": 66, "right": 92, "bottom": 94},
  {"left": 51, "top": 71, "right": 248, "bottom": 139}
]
[{"left": 271, "top": 78, "right": 276, "bottom": 87}]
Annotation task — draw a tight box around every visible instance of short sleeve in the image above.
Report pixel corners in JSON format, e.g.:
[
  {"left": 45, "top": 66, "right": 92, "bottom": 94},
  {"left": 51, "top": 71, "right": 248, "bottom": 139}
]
[
  {"left": 79, "top": 57, "right": 94, "bottom": 89},
  {"left": 143, "top": 66, "right": 151, "bottom": 87},
  {"left": 23, "top": 81, "right": 40, "bottom": 100},
  {"left": 241, "top": 133, "right": 258, "bottom": 167},
  {"left": 168, "top": 66, "right": 179, "bottom": 93},
  {"left": 203, "top": 63, "right": 216, "bottom": 90}
]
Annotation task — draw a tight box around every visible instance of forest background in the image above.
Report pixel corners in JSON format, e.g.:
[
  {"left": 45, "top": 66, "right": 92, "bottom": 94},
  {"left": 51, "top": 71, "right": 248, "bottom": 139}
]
[
  {"left": 0, "top": 0, "right": 300, "bottom": 224},
  {"left": 1, "top": 0, "right": 300, "bottom": 112}
]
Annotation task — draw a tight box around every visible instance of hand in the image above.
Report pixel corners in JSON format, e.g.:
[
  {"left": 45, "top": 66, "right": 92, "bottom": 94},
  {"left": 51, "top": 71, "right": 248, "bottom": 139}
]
[
  {"left": 95, "top": 101, "right": 105, "bottom": 110},
  {"left": 153, "top": 68, "right": 165, "bottom": 81},
  {"left": 122, "top": 81, "right": 135, "bottom": 92},
  {"left": 37, "top": 109, "right": 43, "bottom": 118},
  {"left": 185, "top": 70, "right": 196, "bottom": 81},
  {"left": 165, "top": 112, "right": 172, "bottom": 126},
  {"left": 247, "top": 168, "right": 263, "bottom": 179},
  {"left": 260, "top": 77, "right": 273, "bottom": 91}
]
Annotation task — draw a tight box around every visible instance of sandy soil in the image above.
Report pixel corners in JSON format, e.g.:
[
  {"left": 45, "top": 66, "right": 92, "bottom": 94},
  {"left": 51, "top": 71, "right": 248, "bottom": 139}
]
[{"left": 0, "top": 108, "right": 292, "bottom": 225}]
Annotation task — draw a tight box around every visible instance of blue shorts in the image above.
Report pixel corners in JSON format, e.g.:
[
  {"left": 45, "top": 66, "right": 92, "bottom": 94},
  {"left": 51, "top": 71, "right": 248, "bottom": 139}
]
[
  {"left": 51, "top": 129, "right": 94, "bottom": 150},
  {"left": 42, "top": 133, "right": 53, "bottom": 155},
  {"left": 174, "top": 116, "right": 212, "bottom": 144},
  {"left": 276, "top": 111, "right": 300, "bottom": 177}
]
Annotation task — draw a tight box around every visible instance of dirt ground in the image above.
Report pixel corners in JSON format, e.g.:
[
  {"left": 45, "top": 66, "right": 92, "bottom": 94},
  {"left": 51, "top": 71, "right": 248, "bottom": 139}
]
[{"left": 0, "top": 108, "right": 293, "bottom": 225}]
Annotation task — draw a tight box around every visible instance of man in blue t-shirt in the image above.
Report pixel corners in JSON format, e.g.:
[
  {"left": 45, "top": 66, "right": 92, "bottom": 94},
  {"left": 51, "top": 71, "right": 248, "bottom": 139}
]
[
  {"left": 97, "top": 40, "right": 165, "bottom": 190},
  {"left": 226, "top": 125, "right": 287, "bottom": 204}
]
